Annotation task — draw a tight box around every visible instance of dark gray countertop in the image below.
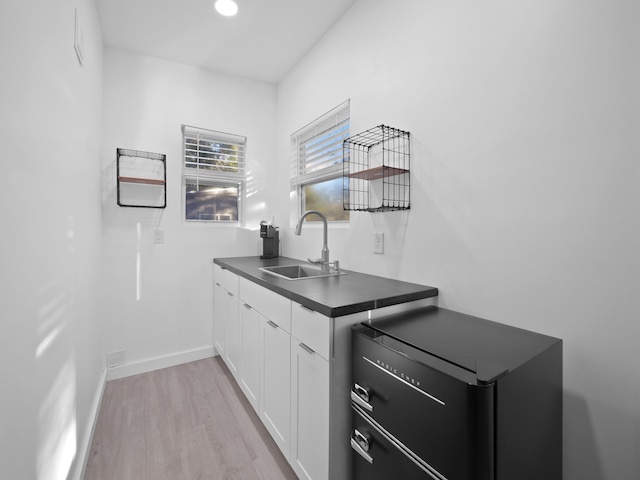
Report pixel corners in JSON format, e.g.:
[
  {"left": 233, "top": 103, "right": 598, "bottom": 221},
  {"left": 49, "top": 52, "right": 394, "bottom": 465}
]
[{"left": 214, "top": 256, "right": 438, "bottom": 317}]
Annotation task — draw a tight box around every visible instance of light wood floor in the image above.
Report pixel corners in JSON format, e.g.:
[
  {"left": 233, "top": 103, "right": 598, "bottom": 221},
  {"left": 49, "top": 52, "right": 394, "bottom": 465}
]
[{"left": 84, "top": 356, "right": 298, "bottom": 480}]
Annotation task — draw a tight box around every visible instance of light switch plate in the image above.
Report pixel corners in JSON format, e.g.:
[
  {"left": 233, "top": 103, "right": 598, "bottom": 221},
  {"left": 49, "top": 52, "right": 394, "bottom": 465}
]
[{"left": 374, "top": 232, "right": 384, "bottom": 254}]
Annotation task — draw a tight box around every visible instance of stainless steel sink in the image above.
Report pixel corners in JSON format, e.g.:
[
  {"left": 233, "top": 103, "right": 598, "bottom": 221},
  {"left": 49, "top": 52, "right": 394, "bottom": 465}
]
[{"left": 259, "top": 264, "right": 346, "bottom": 280}]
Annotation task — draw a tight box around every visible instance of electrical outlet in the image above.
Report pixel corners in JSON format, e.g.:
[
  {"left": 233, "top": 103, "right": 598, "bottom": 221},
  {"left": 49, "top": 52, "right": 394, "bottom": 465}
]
[
  {"left": 154, "top": 229, "right": 164, "bottom": 244},
  {"left": 374, "top": 232, "right": 384, "bottom": 254}
]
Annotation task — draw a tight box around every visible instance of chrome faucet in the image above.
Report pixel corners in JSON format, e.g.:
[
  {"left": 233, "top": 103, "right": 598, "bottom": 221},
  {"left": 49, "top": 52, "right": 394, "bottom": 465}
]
[{"left": 295, "top": 210, "right": 338, "bottom": 273}]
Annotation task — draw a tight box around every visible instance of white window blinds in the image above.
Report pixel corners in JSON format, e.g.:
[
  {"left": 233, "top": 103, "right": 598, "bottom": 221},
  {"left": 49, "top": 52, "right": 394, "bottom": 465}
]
[
  {"left": 290, "top": 100, "right": 350, "bottom": 187},
  {"left": 182, "top": 125, "right": 246, "bottom": 182}
]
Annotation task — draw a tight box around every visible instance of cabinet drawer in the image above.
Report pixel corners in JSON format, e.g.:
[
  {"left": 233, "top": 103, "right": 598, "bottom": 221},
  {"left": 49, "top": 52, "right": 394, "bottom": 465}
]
[
  {"left": 292, "top": 302, "right": 330, "bottom": 361},
  {"left": 214, "top": 265, "right": 239, "bottom": 295},
  {"left": 215, "top": 265, "right": 239, "bottom": 295},
  {"left": 239, "top": 278, "right": 291, "bottom": 332},
  {"left": 223, "top": 269, "right": 239, "bottom": 296}
]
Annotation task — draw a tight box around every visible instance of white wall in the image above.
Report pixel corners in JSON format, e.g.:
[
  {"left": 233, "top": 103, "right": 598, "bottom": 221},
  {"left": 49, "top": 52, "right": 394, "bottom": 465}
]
[
  {"left": 101, "top": 49, "right": 277, "bottom": 375},
  {"left": 0, "top": 1, "right": 105, "bottom": 479},
  {"left": 1, "top": 0, "right": 636, "bottom": 478},
  {"left": 276, "top": 0, "right": 640, "bottom": 478}
]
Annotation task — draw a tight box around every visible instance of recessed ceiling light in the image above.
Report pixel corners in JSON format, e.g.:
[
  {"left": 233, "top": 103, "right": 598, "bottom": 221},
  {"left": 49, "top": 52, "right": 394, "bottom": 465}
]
[{"left": 214, "top": 0, "right": 238, "bottom": 17}]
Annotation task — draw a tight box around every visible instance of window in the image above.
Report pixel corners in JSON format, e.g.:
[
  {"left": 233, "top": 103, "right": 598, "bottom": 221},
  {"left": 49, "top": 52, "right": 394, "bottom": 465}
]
[
  {"left": 290, "top": 100, "right": 350, "bottom": 223},
  {"left": 182, "top": 125, "right": 246, "bottom": 223}
]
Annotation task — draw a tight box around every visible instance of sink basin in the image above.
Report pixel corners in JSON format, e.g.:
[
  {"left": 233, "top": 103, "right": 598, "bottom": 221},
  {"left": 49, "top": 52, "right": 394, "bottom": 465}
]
[{"left": 259, "top": 264, "right": 346, "bottom": 280}]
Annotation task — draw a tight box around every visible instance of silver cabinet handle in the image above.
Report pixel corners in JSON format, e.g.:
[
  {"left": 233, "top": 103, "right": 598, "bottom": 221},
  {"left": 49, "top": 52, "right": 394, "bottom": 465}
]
[
  {"left": 299, "top": 304, "right": 314, "bottom": 313},
  {"left": 227, "top": 292, "right": 234, "bottom": 297},
  {"left": 351, "top": 388, "right": 373, "bottom": 412},
  {"left": 350, "top": 430, "right": 374, "bottom": 464},
  {"left": 243, "top": 303, "right": 251, "bottom": 309},
  {"left": 215, "top": 282, "right": 221, "bottom": 286},
  {"left": 299, "top": 343, "right": 315, "bottom": 355},
  {"left": 267, "top": 320, "right": 278, "bottom": 329}
]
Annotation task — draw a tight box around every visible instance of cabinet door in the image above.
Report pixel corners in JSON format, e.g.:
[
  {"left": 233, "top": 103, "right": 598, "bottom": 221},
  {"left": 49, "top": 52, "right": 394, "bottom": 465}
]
[
  {"left": 239, "top": 303, "right": 261, "bottom": 412},
  {"left": 213, "top": 278, "right": 226, "bottom": 357},
  {"left": 261, "top": 317, "right": 291, "bottom": 458},
  {"left": 290, "top": 338, "right": 330, "bottom": 480},
  {"left": 224, "top": 289, "right": 241, "bottom": 380}
]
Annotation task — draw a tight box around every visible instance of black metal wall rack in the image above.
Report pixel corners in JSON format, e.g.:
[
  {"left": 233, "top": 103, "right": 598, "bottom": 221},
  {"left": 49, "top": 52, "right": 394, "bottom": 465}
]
[
  {"left": 116, "top": 148, "right": 167, "bottom": 208},
  {"left": 343, "top": 125, "right": 410, "bottom": 212}
]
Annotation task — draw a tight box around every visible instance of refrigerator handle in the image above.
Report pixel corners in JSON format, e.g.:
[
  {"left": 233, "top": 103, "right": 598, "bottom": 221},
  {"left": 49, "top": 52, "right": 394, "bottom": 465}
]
[
  {"left": 351, "top": 384, "right": 374, "bottom": 412},
  {"left": 351, "top": 430, "right": 374, "bottom": 464},
  {"left": 352, "top": 405, "right": 445, "bottom": 480}
]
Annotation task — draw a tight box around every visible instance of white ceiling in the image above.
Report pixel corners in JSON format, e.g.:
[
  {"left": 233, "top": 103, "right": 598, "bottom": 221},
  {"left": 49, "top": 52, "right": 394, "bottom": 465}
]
[{"left": 96, "top": 0, "right": 356, "bottom": 84}]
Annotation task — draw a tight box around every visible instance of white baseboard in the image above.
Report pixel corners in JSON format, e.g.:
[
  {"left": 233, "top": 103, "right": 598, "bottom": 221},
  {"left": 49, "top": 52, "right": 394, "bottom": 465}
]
[
  {"left": 75, "top": 366, "right": 107, "bottom": 480},
  {"left": 106, "top": 346, "right": 215, "bottom": 381}
]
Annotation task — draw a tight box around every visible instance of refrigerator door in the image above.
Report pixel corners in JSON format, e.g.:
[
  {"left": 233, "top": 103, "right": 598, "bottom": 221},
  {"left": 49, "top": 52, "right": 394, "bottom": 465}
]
[
  {"left": 352, "top": 325, "right": 495, "bottom": 480},
  {"left": 352, "top": 405, "right": 446, "bottom": 480}
]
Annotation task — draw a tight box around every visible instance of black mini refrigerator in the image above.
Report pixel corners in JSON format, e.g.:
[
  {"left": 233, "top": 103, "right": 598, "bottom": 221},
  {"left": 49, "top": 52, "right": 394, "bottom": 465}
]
[{"left": 350, "top": 306, "right": 562, "bottom": 480}]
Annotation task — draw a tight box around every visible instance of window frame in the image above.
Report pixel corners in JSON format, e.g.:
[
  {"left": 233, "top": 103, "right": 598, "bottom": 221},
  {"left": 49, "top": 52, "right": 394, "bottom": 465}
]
[
  {"left": 182, "top": 124, "right": 246, "bottom": 225},
  {"left": 290, "top": 100, "right": 350, "bottom": 225}
]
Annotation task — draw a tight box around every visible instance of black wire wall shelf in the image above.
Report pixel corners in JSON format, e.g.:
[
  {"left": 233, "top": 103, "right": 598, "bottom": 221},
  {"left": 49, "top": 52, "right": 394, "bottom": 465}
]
[
  {"left": 116, "top": 148, "right": 167, "bottom": 208},
  {"left": 343, "top": 125, "right": 410, "bottom": 212}
]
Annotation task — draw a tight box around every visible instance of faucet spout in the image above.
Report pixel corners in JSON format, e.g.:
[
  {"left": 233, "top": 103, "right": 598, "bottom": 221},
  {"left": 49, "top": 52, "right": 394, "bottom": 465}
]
[{"left": 295, "top": 210, "right": 330, "bottom": 272}]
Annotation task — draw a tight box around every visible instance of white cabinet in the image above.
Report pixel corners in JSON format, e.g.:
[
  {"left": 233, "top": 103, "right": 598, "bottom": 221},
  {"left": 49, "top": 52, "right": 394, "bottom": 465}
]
[
  {"left": 289, "top": 302, "right": 332, "bottom": 480},
  {"left": 290, "top": 337, "right": 330, "bottom": 480},
  {"left": 239, "top": 277, "right": 292, "bottom": 459},
  {"left": 213, "top": 265, "right": 240, "bottom": 380},
  {"left": 239, "top": 303, "right": 261, "bottom": 412},
  {"left": 213, "top": 272, "right": 226, "bottom": 357},
  {"left": 240, "top": 278, "right": 291, "bottom": 331},
  {"left": 292, "top": 303, "right": 330, "bottom": 361},
  {"left": 260, "top": 316, "right": 291, "bottom": 457},
  {"left": 225, "top": 297, "right": 241, "bottom": 379},
  {"left": 214, "top": 263, "right": 433, "bottom": 480}
]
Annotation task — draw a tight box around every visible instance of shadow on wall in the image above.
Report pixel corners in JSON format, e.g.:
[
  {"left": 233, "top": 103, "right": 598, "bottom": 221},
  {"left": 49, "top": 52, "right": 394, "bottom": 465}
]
[
  {"left": 563, "top": 391, "right": 605, "bottom": 479},
  {"left": 36, "top": 278, "right": 79, "bottom": 480}
]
